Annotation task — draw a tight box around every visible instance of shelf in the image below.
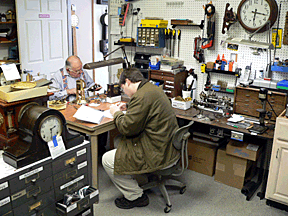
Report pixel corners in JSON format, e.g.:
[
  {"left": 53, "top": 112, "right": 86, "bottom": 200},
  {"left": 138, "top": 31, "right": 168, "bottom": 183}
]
[
  {"left": 206, "top": 69, "right": 237, "bottom": 76},
  {"left": 172, "top": 20, "right": 204, "bottom": 29},
  {"left": 225, "top": 37, "right": 274, "bottom": 50},
  {"left": 211, "top": 89, "right": 234, "bottom": 94},
  {"left": 0, "top": 22, "right": 16, "bottom": 24},
  {"left": 114, "top": 41, "right": 136, "bottom": 46},
  {"left": 0, "top": 41, "right": 17, "bottom": 44},
  {"left": 0, "top": 60, "right": 19, "bottom": 64}
]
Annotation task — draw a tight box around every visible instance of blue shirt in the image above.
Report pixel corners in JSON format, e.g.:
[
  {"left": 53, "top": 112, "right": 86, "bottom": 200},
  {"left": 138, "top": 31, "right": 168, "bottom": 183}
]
[{"left": 49, "top": 68, "right": 95, "bottom": 102}]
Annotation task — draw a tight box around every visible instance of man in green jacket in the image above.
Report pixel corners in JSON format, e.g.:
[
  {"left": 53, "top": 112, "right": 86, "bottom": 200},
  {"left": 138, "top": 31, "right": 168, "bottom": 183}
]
[{"left": 102, "top": 68, "right": 180, "bottom": 209}]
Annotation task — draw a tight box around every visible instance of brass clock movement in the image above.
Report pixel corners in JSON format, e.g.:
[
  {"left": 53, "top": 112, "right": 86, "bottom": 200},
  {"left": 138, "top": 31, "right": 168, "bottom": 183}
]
[
  {"left": 237, "top": 0, "right": 278, "bottom": 33},
  {"left": 3, "top": 103, "right": 84, "bottom": 168}
]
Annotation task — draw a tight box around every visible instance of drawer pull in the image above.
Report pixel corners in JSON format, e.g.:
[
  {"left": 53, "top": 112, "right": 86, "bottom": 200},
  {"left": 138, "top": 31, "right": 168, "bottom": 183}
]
[
  {"left": 245, "top": 99, "right": 250, "bottom": 102},
  {"left": 243, "top": 110, "right": 248, "bottom": 112},
  {"left": 25, "top": 173, "right": 40, "bottom": 184},
  {"left": 66, "top": 170, "right": 78, "bottom": 179},
  {"left": 245, "top": 95, "right": 250, "bottom": 97},
  {"left": 244, "top": 104, "right": 249, "bottom": 106},
  {"left": 67, "top": 182, "right": 78, "bottom": 192},
  {"left": 29, "top": 200, "right": 42, "bottom": 212},
  {"left": 78, "top": 199, "right": 90, "bottom": 210},
  {"left": 27, "top": 186, "right": 41, "bottom": 199}
]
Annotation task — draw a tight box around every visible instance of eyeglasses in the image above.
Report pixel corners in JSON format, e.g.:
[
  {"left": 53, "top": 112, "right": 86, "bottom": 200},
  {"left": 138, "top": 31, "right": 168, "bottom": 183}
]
[{"left": 68, "top": 68, "right": 83, "bottom": 74}]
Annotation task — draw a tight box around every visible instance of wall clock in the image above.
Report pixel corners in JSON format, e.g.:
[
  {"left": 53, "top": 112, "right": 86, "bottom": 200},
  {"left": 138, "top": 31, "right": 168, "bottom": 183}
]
[{"left": 237, "top": 0, "right": 278, "bottom": 33}]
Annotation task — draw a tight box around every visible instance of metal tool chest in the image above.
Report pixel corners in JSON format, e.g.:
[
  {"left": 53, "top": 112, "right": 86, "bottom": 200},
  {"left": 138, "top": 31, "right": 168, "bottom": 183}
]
[{"left": 0, "top": 141, "right": 97, "bottom": 216}]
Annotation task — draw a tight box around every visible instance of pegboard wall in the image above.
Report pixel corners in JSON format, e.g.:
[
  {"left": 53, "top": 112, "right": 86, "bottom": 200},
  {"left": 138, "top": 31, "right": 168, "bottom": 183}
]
[{"left": 108, "top": 0, "right": 288, "bottom": 100}]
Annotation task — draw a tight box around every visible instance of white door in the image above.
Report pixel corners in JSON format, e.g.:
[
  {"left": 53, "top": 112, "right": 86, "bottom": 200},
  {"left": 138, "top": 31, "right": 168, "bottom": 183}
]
[
  {"left": 266, "top": 117, "right": 288, "bottom": 205},
  {"left": 15, "top": 0, "right": 68, "bottom": 77}
]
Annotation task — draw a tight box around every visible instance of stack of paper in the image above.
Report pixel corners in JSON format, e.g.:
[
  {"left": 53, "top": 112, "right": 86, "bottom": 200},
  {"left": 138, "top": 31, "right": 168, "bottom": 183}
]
[{"left": 73, "top": 105, "right": 104, "bottom": 124}]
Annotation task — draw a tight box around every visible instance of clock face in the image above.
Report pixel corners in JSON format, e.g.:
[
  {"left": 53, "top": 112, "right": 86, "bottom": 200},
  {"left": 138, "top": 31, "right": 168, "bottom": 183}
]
[
  {"left": 237, "top": 0, "right": 278, "bottom": 33},
  {"left": 39, "top": 115, "right": 63, "bottom": 142}
]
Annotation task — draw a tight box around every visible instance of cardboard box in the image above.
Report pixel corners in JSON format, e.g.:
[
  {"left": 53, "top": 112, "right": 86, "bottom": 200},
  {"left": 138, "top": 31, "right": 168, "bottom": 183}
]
[
  {"left": 187, "top": 138, "right": 217, "bottom": 176},
  {"left": 226, "top": 140, "right": 261, "bottom": 161},
  {"left": 214, "top": 148, "right": 252, "bottom": 189},
  {"left": 171, "top": 98, "right": 191, "bottom": 110},
  {"left": 0, "top": 85, "right": 48, "bottom": 102}
]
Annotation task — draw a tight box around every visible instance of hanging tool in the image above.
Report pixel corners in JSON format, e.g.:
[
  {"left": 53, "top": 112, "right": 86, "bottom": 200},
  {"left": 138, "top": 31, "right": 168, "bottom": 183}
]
[
  {"left": 172, "top": 29, "right": 176, "bottom": 57},
  {"left": 165, "top": 29, "right": 168, "bottom": 50},
  {"left": 193, "top": 36, "right": 204, "bottom": 63},
  {"left": 169, "top": 28, "right": 172, "bottom": 56},
  {"left": 178, "top": 29, "right": 181, "bottom": 57},
  {"left": 201, "top": 3, "right": 216, "bottom": 49},
  {"left": 119, "top": 3, "right": 130, "bottom": 26},
  {"left": 222, "top": 3, "right": 237, "bottom": 34},
  {"left": 166, "top": 29, "right": 170, "bottom": 55}
]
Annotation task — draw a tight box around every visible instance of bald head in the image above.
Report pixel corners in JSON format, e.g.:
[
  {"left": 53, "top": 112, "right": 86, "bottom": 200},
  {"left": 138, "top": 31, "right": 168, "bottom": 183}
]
[
  {"left": 65, "top": 56, "right": 83, "bottom": 78},
  {"left": 66, "top": 56, "right": 82, "bottom": 68}
]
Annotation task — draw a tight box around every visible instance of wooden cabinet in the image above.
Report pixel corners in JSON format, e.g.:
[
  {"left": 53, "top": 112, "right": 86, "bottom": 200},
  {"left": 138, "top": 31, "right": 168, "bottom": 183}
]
[
  {"left": 0, "top": 0, "right": 18, "bottom": 64},
  {"left": 234, "top": 86, "right": 287, "bottom": 120},
  {"left": 266, "top": 110, "right": 288, "bottom": 205},
  {"left": 148, "top": 70, "right": 187, "bottom": 98}
]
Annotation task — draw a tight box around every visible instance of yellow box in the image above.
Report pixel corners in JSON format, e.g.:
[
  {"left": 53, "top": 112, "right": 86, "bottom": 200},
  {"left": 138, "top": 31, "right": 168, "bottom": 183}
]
[
  {"left": 140, "top": 19, "right": 168, "bottom": 28},
  {"left": 0, "top": 85, "right": 48, "bottom": 102}
]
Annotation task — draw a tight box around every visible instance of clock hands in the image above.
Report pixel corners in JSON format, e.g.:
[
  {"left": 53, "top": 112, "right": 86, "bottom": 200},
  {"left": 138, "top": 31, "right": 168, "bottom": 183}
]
[{"left": 252, "top": 10, "right": 268, "bottom": 16}]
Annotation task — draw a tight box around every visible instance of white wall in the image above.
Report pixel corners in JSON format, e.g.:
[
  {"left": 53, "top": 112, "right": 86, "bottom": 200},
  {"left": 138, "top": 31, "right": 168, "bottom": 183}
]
[{"left": 70, "top": 0, "right": 108, "bottom": 93}]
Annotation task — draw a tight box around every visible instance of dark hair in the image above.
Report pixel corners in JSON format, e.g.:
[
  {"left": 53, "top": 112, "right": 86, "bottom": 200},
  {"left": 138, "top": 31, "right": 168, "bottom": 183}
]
[{"left": 119, "top": 68, "right": 145, "bottom": 85}]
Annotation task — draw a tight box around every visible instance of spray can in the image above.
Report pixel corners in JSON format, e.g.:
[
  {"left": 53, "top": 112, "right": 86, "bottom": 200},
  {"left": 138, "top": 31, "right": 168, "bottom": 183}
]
[{"left": 186, "top": 69, "right": 197, "bottom": 101}]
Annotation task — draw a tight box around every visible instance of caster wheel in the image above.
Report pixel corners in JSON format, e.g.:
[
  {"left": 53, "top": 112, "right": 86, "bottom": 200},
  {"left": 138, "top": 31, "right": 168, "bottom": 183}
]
[
  {"left": 180, "top": 186, "right": 186, "bottom": 194},
  {"left": 164, "top": 205, "right": 171, "bottom": 213}
]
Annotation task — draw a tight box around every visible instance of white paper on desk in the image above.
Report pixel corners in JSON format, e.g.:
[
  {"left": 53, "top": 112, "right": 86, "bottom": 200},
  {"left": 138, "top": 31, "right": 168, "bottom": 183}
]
[
  {"left": 0, "top": 64, "right": 21, "bottom": 81},
  {"left": 47, "top": 136, "right": 66, "bottom": 159},
  {"left": 103, "top": 110, "right": 113, "bottom": 119},
  {"left": 73, "top": 105, "right": 104, "bottom": 124}
]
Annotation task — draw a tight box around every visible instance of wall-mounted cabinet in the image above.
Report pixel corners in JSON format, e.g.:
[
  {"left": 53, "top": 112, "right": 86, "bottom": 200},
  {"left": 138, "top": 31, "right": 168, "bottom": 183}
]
[{"left": 0, "top": 0, "right": 19, "bottom": 64}]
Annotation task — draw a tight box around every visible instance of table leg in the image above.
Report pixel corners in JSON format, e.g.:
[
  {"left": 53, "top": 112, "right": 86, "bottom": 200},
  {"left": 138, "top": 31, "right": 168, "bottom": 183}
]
[{"left": 90, "top": 135, "right": 98, "bottom": 189}]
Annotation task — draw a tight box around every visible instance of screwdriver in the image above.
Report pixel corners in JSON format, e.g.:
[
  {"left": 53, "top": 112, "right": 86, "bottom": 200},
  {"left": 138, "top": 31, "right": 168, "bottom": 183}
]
[{"left": 178, "top": 29, "right": 181, "bottom": 57}]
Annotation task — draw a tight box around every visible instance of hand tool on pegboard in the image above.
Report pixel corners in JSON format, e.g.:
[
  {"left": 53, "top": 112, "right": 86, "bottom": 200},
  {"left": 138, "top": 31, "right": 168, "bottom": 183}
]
[
  {"left": 283, "top": 12, "right": 288, "bottom": 45},
  {"left": 119, "top": 3, "right": 130, "bottom": 26},
  {"left": 178, "top": 29, "right": 181, "bottom": 57},
  {"left": 193, "top": 36, "right": 204, "bottom": 63},
  {"left": 221, "top": 3, "right": 237, "bottom": 34},
  {"left": 169, "top": 28, "right": 172, "bottom": 56},
  {"left": 201, "top": 2, "right": 215, "bottom": 49},
  {"left": 172, "top": 29, "right": 176, "bottom": 57}
]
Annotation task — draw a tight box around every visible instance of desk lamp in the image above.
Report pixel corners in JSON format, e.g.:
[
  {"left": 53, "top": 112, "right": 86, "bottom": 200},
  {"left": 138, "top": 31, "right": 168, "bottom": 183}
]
[{"left": 83, "top": 45, "right": 131, "bottom": 101}]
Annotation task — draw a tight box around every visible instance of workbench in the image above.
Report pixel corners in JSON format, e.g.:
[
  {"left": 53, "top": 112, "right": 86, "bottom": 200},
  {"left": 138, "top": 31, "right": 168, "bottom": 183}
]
[{"left": 174, "top": 107, "right": 275, "bottom": 201}]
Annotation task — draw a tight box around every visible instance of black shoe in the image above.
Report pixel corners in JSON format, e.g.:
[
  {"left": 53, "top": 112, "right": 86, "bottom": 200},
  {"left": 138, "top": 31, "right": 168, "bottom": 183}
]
[{"left": 115, "top": 194, "right": 149, "bottom": 209}]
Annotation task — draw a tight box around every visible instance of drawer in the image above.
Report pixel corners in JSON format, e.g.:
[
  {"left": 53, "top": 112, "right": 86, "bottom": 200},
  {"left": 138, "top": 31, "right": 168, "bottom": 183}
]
[
  {"left": 28, "top": 203, "right": 57, "bottom": 216},
  {"left": 0, "top": 196, "right": 12, "bottom": 216},
  {"left": 54, "top": 173, "right": 89, "bottom": 201},
  {"left": 150, "top": 70, "right": 174, "bottom": 77},
  {"left": 234, "top": 102, "right": 261, "bottom": 117},
  {"left": 0, "top": 181, "right": 10, "bottom": 200},
  {"left": 150, "top": 74, "right": 174, "bottom": 82},
  {"left": 13, "top": 190, "right": 54, "bottom": 216},
  {"left": 268, "top": 93, "right": 286, "bottom": 107},
  {"left": 76, "top": 207, "right": 93, "bottom": 216},
  {"left": 236, "top": 88, "right": 258, "bottom": 102},
  {"left": 10, "top": 164, "right": 52, "bottom": 194},
  {"left": 163, "top": 90, "right": 174, "bottom": 98},
  {"left": 56, "top": 187, "right": 98, "bottom": 216},
  {"left": 53, "top": 161, "right": 88, "bottom": 188},
  {"left": 52, "top": 147, "right": 88, "bottom": 174},
  {"left": 11, "top": 176, "right": 53, "bottom": 209}
]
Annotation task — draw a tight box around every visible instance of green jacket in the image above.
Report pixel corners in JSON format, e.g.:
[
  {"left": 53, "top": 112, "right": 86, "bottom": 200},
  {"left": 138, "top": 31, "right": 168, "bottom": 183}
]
[{"left": 113, "top": 80, "right": 180, "bottom": 175}]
